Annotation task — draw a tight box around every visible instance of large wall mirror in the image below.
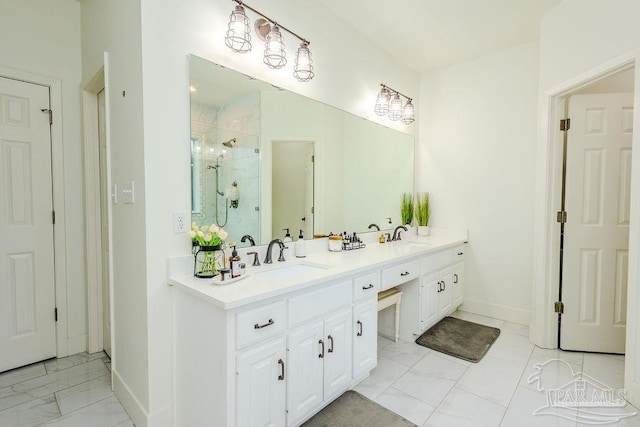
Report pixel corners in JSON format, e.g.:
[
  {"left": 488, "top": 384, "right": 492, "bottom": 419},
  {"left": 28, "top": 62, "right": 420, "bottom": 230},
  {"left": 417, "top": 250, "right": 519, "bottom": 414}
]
[{"left": 190, "top": 54, "right": 414, "bottom": 247}]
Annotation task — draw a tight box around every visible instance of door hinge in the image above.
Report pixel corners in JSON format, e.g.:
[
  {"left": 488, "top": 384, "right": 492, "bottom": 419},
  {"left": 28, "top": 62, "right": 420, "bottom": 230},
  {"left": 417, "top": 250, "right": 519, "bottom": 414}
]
[
  {"left": 311, "top": 155, "right": 315, "bottom": 163},
  {"left": 55, "top": 307, "right": 58, "bottom": 322},
  {"left": 560, "top": 118, "right": 571, "bottom": 131},
  {"left": 41, "top": 108, "right": 52, "bottom": 124},
  {"left": 554, "top": 301, "right": 564, "bottom": 314},
  {"left": 311, "top": 206, "right": 314, "bottom": 214},
  {"left": 52, "top": 210, "right": 56, "bottom": 224},
  {"left": 556, "top": 211, "right": 567, "bottom": 223}
]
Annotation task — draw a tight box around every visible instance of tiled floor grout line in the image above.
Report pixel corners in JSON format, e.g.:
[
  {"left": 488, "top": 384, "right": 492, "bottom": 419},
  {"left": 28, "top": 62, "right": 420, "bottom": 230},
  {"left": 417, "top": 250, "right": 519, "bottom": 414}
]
[{"left": 497, "top": 345, "right": 537, "bottom": 426}]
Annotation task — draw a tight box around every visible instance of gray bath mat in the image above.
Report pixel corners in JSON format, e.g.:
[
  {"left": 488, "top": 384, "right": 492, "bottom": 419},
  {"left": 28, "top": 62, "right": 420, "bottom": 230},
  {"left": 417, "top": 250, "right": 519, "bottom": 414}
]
[
  {"left": 302, "top": 390, "right": 416, "bottom": 427},
  {"left": 415, "top": 316, "right": 500, "bottom": 363}
]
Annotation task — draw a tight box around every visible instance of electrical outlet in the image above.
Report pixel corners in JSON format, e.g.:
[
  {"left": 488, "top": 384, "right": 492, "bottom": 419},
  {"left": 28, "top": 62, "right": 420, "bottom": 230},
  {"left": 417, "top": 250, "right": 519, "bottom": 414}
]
[{"left": 173, "top": 211, "right": 188, "bottom": 233}]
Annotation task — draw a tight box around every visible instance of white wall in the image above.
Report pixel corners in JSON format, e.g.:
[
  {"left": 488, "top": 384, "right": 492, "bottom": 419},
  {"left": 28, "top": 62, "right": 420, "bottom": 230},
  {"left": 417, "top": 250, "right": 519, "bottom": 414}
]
[
  {"left": 81, "top": 0, "right": 150, "bottom": 420},
  {"left": 137, "top": 0, "right": 419, "bottom": 424},
  {"left": 0, "top": 0, "right": 86, "bottom": 353},
  {"left": 418, "top": 41, "right": 539, "bottom": 324},
  {"left": 534, "top": 0, "right": 640, "bottom": 407}
]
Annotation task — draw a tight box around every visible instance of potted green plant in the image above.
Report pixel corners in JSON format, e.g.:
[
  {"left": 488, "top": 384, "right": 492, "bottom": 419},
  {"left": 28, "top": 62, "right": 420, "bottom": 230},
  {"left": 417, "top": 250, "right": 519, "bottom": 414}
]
[
  {"left": 401, "top": 192, "right": 414, "bottom": 226},
  {"left": 415, "top": 192, "right": 431, "bottom": 236}
]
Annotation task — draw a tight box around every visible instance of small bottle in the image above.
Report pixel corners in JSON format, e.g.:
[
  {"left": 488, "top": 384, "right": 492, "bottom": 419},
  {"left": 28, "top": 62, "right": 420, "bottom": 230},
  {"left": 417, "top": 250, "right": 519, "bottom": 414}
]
[
  {"left": 379, "top": 233, "right": 386, "bottom": 244},
  {"left": 295, "top": 229, "right": 306, "bottom": 258},
  {"left": 229, "top": 246, "right": 242, "bottom": 278},
  {"left": 283, "top": 228, "right": 293, "bottom": 243}
]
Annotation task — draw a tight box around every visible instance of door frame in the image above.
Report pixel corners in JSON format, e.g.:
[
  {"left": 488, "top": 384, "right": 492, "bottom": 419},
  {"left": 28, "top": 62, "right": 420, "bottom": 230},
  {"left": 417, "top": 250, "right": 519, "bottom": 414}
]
[
  {"left": 83, "top": 60, "right": 114, "bottom": 355},
  {"left": 260, "top": 135, "right": 322, "bottom": 243},
  {"left": 531, "top": 48, "right": 640, "bottom": 405},
  {"left": 0, "top": 65, "right": 69, "bottom": 358}
]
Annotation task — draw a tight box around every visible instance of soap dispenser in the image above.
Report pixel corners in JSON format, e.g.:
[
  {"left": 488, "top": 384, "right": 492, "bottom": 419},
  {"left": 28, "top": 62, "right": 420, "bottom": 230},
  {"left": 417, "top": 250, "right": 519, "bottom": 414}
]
[
  {"left": 229, "top": 246, "right": 241, "bottom": 278},
  {"left": 283, "top": 228, "right": 293, "bottom": 243},
  {"left": 296, "top": 229, "right": 306, "bottom": 258}
]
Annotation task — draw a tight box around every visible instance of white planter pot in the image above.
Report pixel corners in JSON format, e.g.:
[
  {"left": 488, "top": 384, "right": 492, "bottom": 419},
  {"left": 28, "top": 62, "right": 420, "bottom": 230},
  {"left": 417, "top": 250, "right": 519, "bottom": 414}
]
[{"left": 417, "top": 226, "right": 430, "bottom": 236}]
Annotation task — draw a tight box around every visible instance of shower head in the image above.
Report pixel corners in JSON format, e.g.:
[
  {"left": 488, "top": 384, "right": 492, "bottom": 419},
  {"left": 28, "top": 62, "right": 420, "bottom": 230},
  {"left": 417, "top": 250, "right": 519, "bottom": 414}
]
[{"left": 222, "top": 137, "right": 236, "bottom": 148}]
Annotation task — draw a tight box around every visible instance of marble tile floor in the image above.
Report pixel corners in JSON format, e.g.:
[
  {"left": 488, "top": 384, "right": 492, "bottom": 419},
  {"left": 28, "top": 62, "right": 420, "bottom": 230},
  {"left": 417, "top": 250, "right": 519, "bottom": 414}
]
[
  {"left": 1, "top": 311, "right": 636, "bottom": 427},
  {"left": 0, "top": 351, "right": 133, "bottom": 426},
  {"left": 355, "top": 310, "right": 639, "bottom": 427}
]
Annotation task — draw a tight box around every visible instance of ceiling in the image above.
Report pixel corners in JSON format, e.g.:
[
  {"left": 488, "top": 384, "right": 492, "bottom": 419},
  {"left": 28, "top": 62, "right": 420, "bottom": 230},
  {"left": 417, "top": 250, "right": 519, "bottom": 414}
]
[{"left": 316, "top": 0, "right": 562, "bottom": 73}]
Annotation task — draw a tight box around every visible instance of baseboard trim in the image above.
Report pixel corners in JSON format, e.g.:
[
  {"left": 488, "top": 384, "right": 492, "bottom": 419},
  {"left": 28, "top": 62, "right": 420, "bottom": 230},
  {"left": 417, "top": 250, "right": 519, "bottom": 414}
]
[
  {"left": 113, "top": 369, "right": 148, "bottom": 427},
  {"left": 148, "top": 404, "right": 174, "bottom": 427},
  {"left": 460, "top": 299, "right": 531, "bottom": 325},
  {"left": 67, "top": 334, "right": 87, "bottom": 355}
]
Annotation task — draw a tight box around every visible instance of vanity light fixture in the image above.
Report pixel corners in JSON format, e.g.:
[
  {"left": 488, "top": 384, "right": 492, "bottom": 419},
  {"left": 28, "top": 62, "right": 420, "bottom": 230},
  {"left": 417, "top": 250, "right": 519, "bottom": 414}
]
[
  {"left": 375, "top": 84, "right": 415, "bottom": 125},
  {"left": 225, "top": 3, "right": 252, "bottom": 53},
  {"left": 224, "top": 0, "right": 314, "bottom": 81}
]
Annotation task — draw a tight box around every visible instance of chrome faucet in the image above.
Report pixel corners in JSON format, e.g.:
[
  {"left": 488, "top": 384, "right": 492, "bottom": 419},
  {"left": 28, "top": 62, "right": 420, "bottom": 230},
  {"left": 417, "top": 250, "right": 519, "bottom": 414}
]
[
  {"left": 264, "top": 239, "right": 284, "bottom": 264},
  {"left": 240, "top": 234, "right": 256, "bottom": 246},
  {"left": 392, "top": 225, "right": 408, "bottom": 241}
]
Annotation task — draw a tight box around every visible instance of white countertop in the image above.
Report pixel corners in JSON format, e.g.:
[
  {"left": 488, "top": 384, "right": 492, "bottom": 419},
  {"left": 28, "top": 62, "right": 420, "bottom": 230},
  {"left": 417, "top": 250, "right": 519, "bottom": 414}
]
[{"left": 168, "top": 228, "right": 466, "bottom": 310}]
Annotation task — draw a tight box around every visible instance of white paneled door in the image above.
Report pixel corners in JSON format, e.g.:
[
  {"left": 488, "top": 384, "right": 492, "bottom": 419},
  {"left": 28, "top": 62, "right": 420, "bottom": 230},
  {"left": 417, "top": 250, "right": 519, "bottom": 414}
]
[
  {"left": 561, "top": 93, "right": 633, "bottom": 353},
  {"left": 0, "top": 77, "right": 56, "bottom": 372}
]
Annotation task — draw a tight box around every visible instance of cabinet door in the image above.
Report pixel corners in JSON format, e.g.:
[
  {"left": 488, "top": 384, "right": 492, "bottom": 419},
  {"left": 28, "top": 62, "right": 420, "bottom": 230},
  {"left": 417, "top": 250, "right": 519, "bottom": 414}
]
[
  {"left": 287, "top": 321, "right": 324, "bottom": 426},
  {"left": 438, "top": 267, "right": 453, "bottom": 317},
  {"left": 452, "top": 261, "right": 464, "bottom": 308},
  {"left": 353, "top": 299, "right": 378, "bottom": 378},
  {"left": 323, "top": 309, "right": 352, "bottom": 399},
  {"left": 236, "top": 336, "right": 287, "bottom": 427},
  {"left": 420, "top": 273, "right": 440, "bottom": 330}
]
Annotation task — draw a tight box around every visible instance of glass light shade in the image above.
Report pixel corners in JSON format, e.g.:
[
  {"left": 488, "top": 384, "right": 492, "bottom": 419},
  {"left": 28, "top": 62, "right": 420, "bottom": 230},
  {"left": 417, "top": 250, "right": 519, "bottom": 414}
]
[
  {"left": 387, "top": 93, "right": 403, "bottom": 121},
  {"left": 294, "top": 42, "right": 314, "bottom": 82},
  {"left": 374, "top": 87, "right": 391, "bottom": 116},
  {"left": 225, "top": 5, "right": 252, "bottom": 53},
  {"left": 401, "top": 99, "right": 415, "bottom": 125},
  {"left": 263, "top": 24, "right": 287, "bottom": 69}
]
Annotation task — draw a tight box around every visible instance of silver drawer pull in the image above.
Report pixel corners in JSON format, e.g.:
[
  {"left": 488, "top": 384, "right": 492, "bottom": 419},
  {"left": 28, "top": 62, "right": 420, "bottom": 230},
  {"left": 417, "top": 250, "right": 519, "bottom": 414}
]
[
  {"left": 458, "top": 252, "right": 464, "bottom": 256},
  {"left": 454, "top": 274, "right": 458, "bottom": 284},
  {"left": 362, "top": 284, "right": 374, "bottom": 290},
  {"left": 400, "top": 271, "right": 410, "bottom": 277},
  {"left": 254, "top": 319, "right": 274, "bottom": 329},
  {"left": 328, "top": 335, "right": 334, "bottom": 353},
  {"left": 277, "top": 359, "right": 285, "bottom": 381},
  {"left": 357, "top": 320, "right": 363, "bottom": 337},
  {"left": 319, "top": 339, "right": 325, "bottom": 358}
]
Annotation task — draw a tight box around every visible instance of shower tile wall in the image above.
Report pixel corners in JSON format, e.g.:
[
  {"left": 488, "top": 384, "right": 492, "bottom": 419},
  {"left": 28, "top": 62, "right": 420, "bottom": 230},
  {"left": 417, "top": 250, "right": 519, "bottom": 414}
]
[{"left": 191, "top": 92, "right": 261, "bottom": 247}]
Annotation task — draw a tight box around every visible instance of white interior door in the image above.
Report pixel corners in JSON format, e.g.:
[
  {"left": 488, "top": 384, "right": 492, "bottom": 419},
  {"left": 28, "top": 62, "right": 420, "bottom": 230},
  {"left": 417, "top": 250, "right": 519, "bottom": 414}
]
[
  {"left": 98, "top": 89, "right": 112, "bottom": 357},
  {"left": 271, "top": 141, "right": 314, "bottom": 240},
  {"left": 0, "top": 77, "right": 56, "bottom": 372},
  {"left": 561, "top": 92, "right": 633, "bottom": 353}
]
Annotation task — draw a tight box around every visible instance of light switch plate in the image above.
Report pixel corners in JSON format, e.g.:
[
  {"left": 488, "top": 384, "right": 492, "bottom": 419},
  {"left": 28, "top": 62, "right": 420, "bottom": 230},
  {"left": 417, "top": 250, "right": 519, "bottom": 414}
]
[{"left": 122, "top": 181, "right": 135, "bottom": 204}]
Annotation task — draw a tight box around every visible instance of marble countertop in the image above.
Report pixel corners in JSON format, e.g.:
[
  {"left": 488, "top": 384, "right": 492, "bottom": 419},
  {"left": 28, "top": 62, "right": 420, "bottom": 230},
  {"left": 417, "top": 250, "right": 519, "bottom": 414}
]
[{"left": 168, "top": 228, "right": 467, "bottom": 310}]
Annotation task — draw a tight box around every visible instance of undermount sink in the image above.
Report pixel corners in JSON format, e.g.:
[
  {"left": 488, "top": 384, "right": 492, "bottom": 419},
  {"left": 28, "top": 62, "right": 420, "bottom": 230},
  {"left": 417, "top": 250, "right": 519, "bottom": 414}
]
[{"left": 255, "top": 262, "right": 328, "bottom": 280}]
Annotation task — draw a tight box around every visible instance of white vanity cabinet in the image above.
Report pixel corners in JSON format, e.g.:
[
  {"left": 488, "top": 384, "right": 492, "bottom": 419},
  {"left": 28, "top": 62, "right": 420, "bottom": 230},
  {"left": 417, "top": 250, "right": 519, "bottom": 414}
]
[
  {"left": 236, "top": 337, "right": 287, "bottom": 427},
  {"left": 353, "top": 299, "right": 377, "bottom": 378},
  {"left": 452, "top": 245, "right": 465, "bottom": 307},
  {"left": 287, "top": 309, "right": 352, "bottom": 426},
  {"left": 421, "top": 266, "right": 453, "bottom": 330},
  {"left": 398, "top": 244, "right": 466, "bottom": 341}
]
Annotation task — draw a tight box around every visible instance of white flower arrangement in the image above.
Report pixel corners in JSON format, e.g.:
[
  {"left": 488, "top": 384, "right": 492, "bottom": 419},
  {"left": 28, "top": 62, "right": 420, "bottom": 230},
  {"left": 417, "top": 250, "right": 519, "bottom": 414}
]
[{"left": 188, "top": 223, "right": 229, "bottom": 247}]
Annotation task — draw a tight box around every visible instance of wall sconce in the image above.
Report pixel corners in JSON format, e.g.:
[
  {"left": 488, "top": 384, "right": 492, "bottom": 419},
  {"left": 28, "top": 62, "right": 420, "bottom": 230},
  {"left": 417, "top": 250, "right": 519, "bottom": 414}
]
[
  {"left": 374, "top": 84, "right": 415, "bottom": 125},
  {"left": 224, "top": 0, "right": 314, "bottom": 82}
]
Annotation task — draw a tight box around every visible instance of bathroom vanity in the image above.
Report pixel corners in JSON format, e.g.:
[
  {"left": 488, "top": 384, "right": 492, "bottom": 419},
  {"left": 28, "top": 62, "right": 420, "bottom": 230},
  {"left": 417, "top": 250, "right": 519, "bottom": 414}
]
[{"left": 169, "top": 229, "right": 466, "bottom": 427}]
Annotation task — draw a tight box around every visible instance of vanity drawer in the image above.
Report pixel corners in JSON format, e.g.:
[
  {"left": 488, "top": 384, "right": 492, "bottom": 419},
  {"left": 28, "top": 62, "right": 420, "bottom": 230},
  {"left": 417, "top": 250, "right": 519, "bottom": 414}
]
[
  {"left": 236, "top": 300, "right": 286, "bottom": 350},
  {"left": 353, "top": 271, "right": 380, "bottom": 303},
  {"left": 381, "top": 260, "right": 420, "bottom": 291},
  {"left": 288, "top": 281, "right": 351, "bottom": 328},
  {"left": 453, "top": 244, "right": 465, "bottom": 262},
  {"left": 421, "top": 249, "right": 453, "bottom": 275}
]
